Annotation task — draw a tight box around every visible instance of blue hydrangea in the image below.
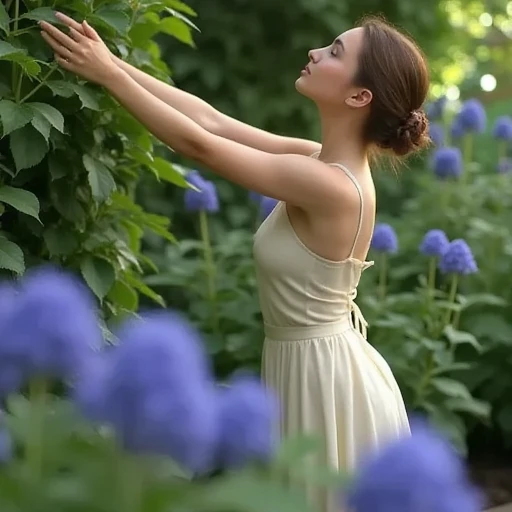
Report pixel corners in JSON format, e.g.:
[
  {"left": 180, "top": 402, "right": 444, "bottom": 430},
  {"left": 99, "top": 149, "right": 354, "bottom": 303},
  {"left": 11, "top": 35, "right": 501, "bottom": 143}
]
[
  {"left": 428, "top": 123, "right": 444, "bottom": 147},
  {"left": 432, "top": 147, "right": 463, "bottom": 180},
  {"left": 260, "top": 196, "right": 278, "bottom": 219},
  {"left": 420, "top": 229, "right": 449, "bottom": 258},
  {"left": 216, "top": 374, "right": 278, "bottom": 469},
  {"left": 90, "top": 312, "right": 218, "bottom": 473},
  {"left": 0, "top": 267, "right": 102, "bottom": 397},
  {"left": 184, "top": 170, "right": 219, "bottom": 213},
  {"left": 371, "top": 224, "right": 398, "bottom": 254},
  {"left": 456, "top": 99, "right": 486, "bottom": 134},
  {"left": 0, "top": 410, "right": 12, "bottom": 464},
  {"left": 345, "top": 421, "right": 482, "bottom": 512},
  {"left": 439, "top": 239, "right": 478, "bottom": 275},
  {"left": 426, "top": 96, "right": 447, "bottom": 121},
  {"left": 493, "top": 116, "right": 512, "bottom": 141},
  {"left": 497, "top": 158, "right": 512, "bottom": 174}
]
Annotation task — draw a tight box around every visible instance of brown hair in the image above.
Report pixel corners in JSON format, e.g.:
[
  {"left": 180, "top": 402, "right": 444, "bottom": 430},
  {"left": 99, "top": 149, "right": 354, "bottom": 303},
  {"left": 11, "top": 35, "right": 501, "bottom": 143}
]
[{"left": 354, "top": 16, "right": 430, "bottom": 157}]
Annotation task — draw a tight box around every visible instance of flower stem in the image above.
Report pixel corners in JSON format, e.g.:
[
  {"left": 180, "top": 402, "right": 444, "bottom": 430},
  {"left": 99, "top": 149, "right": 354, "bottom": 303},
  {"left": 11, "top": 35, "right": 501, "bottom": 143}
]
[
  {"left": 427, "top": 257, "right": 436, "bottom": 306},
  {"left": 444, "top": 274, "right": 459, "bottom": 327},
  {"left": 378, "top": 253, "right": 387, "bottom": 302},
  {"left": 462, "top": 133, "right": 473, "bottom": 184},
  {"left": 199, "top": 210, "right": 218, "bottom": 332},
  {"left": 27, "top": 378, "right": 47, "bottom": 483}
]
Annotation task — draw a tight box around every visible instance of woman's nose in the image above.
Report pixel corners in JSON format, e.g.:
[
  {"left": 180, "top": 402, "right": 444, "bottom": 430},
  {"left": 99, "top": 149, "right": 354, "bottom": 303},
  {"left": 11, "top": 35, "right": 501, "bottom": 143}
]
[{"left": 308, "top": 49, "right": 319, "bottom": 62}]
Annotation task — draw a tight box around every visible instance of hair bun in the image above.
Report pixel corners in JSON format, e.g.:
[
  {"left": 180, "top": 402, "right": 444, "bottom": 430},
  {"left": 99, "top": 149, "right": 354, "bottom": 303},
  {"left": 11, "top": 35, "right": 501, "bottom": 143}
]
[{"left": 390, "top": 109, "right": 429, "bottom": 156}]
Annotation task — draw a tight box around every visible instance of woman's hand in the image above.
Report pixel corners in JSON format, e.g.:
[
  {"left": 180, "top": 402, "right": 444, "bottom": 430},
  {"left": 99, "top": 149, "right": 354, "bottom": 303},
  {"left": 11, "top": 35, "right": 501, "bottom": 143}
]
[{"left": 40, "top": 18, "right": 120, "bottom": 87}]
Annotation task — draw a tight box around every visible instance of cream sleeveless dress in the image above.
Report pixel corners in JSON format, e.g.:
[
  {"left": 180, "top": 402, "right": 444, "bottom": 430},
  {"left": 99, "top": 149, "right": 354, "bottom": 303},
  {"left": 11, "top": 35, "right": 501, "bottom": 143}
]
[{"left": 253, "top": 162, "right": 410, "bottom": 512}]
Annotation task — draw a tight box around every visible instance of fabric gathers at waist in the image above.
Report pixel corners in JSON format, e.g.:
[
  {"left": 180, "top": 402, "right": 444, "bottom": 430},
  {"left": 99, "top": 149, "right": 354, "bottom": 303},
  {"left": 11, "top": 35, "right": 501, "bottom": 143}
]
[{"left": 264, "top": 317, "right": 354, "bottom": 342}]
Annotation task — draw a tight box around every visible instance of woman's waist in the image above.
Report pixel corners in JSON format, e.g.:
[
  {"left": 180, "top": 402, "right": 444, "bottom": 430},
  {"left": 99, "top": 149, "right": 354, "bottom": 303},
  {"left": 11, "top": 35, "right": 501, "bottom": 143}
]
[{"left": 263, "top": 316, "right": 355, "bottom": 341}]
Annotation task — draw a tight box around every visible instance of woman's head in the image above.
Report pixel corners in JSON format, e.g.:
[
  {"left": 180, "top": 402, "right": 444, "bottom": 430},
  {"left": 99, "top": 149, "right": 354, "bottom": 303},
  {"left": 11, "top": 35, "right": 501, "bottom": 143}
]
[{"left": 296, "top": 16, "right": 430, "bottom": 157}]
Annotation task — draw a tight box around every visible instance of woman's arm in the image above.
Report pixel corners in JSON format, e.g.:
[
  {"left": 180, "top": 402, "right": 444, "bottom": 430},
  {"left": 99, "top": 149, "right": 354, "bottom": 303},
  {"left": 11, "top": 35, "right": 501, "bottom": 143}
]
[
  {"left": 104, "top": 68, "right": 340, "bottom": 210},
  {"left": 54, "top": 12, "right": 321, "bottom": 157}
]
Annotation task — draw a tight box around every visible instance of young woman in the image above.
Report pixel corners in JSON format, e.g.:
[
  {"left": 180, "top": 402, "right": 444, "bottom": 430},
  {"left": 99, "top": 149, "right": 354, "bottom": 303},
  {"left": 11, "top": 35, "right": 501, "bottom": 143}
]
[{"left": 41, "top": 13, "right": 430, "bottom": 511}]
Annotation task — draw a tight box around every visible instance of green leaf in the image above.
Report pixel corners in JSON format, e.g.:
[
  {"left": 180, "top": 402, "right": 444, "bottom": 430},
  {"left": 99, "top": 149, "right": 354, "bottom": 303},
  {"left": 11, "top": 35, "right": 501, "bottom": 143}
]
[
  {"left": 107, "top": 280, "right": 139, "bottom": 311},
  {"left": 10, "top": 124, "right": 48, "bottom": 172},
  {"left": 272, "top": 435, "right": 323, "bottom": 468},
  {"left": 0, "top": 2, "right": 9, "bottom": 35},
  {"left": 80, "top": 256, "right": 116, "bottom": 299},
  {"left": 0, "top": 237, "right": 24, "bottom": 274},
  {"left": 31, "top": 111, "right": 51, "bottom": 141},
  {"left": 19, "top": 7, "right": 58, "bottom": 22},
  {"left": 0, "top": 82, "right": 10, "bottom": 100},
  {"left": 159, "top": 17, "right": 195, "bottom": 46},
  {"left": 125, "top": 272, "right": 165, "bottom": 306},
  {"left": 90, "top": 8, "right": 130, "bottom": 34},
  {"left": 46, "top": 80, "right": 76, "bottom": 98},
  {"left": 446, "top": 397, "right": 491, "bottom": 420},
  {"left": 44, "top": 226, "right": 78, "bottom": 256},
  {"left": 0, "top": 100, "right": 33, "bottom": 136},
  {"left": 0, "top": 41, "right": 22, "bottom": 59},
  {"left": 431, "top": 377, "right": 472, "bottom": 399},
  {"left": 443, "top": 325, "right": 482, "bottom": 351},
  {"left": 48, "top": 153, "right": 69, "bottom": 180},
  {"left": 165, "top": 0, "right": 197, "bottom": 16},
  {"left": 73, "top": 84, "right": 100, "bottom": 110},
  {"left": 28, "top": 102, "right": 65, "bottom": 133},
  {"left": 197, "top": 473, "right": 314, "bottom": 512},
  {"left": 151, "top": 157, "right": 189, "bottom": 187},
  {"left": 1, "top": 52, "right": 41, "bottom": 76},
  {"left": 51, "top": 185, "right": 86, "bottom": 224},
  {"left": 0, "top": 186, "right": 40, "bottom": 221},
  {"left": 83, "top": 155, "right": 116, "bottom": 202}
]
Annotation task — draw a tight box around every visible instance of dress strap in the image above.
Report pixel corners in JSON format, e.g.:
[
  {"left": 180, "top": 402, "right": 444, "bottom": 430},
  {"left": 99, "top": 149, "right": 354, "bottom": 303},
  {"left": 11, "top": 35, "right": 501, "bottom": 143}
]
[{"left": 329, "top": 163, "right": 364, "bottom": 259}]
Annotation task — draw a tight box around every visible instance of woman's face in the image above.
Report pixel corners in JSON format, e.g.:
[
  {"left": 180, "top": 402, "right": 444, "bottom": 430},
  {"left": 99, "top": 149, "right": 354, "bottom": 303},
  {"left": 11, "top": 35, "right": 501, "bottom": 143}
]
[{"left": 295, "top": 27, "right": 370, "bottom": 110}]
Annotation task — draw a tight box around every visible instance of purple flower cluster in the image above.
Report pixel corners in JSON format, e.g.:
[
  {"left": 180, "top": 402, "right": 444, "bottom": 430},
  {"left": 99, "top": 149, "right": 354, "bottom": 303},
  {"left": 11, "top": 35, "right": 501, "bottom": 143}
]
[
  {"left": 493, "top": 116, "right": 512, "bottom": 141},
  {"left": 454, "top": 99, "right": 487, "bottom": 134},
  {"left": 371, "top": 223, "right": 398, "bottom": 254},
  {"left": 345, "top": 420, "right": 482, "bottom": 512},
  {"left": 428, "top": 123, "right": 445, "bottom": 147},
  {"left": 426, "top": 96, "right": 447, "bottom": 121},
  {"left": 248, "top": 190, "right": 279, "bottom": 220},
  {"left": 432, "top": 147, "right": 463, "bottom": 180},
  {"left": 184, "top": 170, "right": 219, "bottom": 213},
  {"left": 0, "top": 266, "right": 279, "bottom": 474},
  {"left": 420, "top": 230, "right": 477, "bottom": 275},
  {"left": 0, "top": 266, "right": 102, "bottom": 397}
]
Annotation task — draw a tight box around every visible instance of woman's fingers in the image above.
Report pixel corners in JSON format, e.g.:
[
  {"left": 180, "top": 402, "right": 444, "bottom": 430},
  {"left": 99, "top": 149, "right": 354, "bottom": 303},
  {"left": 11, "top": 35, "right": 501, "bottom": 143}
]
[
  {"left": 40, "top": 31, "right": 73, "bottom": 60},
  {"left": 54, "top": 12, "right": 84, "bottom": 33},
  {"left": 40, "top": 20, "right": 78, "bottom": 51}
]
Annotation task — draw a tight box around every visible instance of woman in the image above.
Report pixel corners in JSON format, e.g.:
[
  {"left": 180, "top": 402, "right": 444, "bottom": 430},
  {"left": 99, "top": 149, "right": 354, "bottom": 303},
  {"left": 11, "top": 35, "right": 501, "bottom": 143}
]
[{"left": 41, "top": 13, "right": 430, "bottom": 511}]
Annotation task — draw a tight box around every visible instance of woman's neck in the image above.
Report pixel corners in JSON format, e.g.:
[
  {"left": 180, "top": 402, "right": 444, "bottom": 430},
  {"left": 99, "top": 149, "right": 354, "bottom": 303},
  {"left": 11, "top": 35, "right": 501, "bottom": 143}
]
[{"left": 317, "top": 107, "right": 369, "bottom": 175}]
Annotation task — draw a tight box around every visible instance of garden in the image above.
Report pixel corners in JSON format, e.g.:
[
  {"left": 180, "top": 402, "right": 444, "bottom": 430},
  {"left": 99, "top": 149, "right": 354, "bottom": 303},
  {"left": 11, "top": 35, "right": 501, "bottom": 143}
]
[{"left": 0, "top": 0, "right": 512, "bottom": 510}]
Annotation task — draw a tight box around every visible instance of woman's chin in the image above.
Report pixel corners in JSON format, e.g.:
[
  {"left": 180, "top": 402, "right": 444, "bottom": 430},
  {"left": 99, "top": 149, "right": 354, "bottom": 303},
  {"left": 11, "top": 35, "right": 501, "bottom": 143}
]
[{"left": 294, "top": 76, "right": 309, "bottom": 95}]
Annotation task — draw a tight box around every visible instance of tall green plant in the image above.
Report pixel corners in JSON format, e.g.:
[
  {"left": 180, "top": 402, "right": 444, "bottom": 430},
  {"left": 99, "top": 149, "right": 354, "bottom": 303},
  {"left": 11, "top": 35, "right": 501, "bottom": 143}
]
[{"left": 0, "top": 0, "right": 196, "bottom": 320}]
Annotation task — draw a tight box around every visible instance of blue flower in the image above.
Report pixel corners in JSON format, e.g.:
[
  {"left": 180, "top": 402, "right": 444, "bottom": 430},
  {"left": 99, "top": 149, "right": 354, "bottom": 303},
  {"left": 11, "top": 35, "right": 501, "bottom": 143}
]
[
  {"left": 90, "top": 312, "right": 218, "bottom": 473},
  {"left": 420, "top": 229, "right": 449, "bottom": 257},
  {"left": 260, "top": 196, "right": 278, "bottom": 219},
  {"left": 0, "top": 266, "right": 102, "bottom": 397},
  {"left": 184, "top": 170, "right": 219, "bottom": 213},
  {"left": 371, "top": 224, "right": 398, "bottom": 254},
  {"left": 450, "top": 119, "right": 464, "bottom": 140},
  {"left": 439, "top": 239, "right": 478, "bottom": 275},
  {"left": 493, "top": 116, "right": 512, "bottom": 141},
  {"left": 216, "top": 374, "right": 278, "bottom": 469},
  {"left": 429, "top": 123, "right": 444, "bottom": 147},
  {"left": 497, "top": 158, "right": 512, "bottom": 174},
  {"left": 345, "top": 421, "right": 482, "bottom": 512},
  {"left": 426, "top": 96, "right": 447, "bottom": 121},
  {"left": 432, "top": 147, "right": 463, "bottom": 180},
  {"left": 456, "top": 99, "right": 486, "bottom": 134},
  {"left": 249, "top": 190, "right": 262, "bottom": 203}
]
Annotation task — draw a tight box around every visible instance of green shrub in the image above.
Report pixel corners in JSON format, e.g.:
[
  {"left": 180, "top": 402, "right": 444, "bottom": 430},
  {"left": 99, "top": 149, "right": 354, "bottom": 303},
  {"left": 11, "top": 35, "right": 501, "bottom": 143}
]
[{"left": 0, "top": 0, "right": 196, "bottom": 321}]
